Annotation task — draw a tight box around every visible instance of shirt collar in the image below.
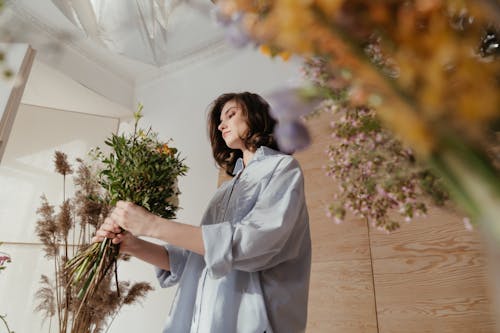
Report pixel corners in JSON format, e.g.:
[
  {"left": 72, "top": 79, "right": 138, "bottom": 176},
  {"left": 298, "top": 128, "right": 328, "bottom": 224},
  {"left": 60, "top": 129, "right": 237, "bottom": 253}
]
[
  {"left": 232, "top": 146, "right": 273, "bottom": 176},
  {"left": 232, "top": 158, "right": 244, "bottom": 175}
]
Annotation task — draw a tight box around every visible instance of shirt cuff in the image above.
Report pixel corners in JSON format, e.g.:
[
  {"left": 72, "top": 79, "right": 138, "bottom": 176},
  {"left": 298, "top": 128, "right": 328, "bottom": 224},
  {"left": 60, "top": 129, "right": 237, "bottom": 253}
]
[{"left": 155, "top": 244, "right": 186, "bottom": 288}]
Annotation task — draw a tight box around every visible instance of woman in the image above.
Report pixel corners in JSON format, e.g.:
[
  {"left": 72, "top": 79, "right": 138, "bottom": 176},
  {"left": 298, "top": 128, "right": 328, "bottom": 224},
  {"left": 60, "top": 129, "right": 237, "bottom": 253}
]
[{"left": 93, "top": 92, "right": 311, "bottom": 333}]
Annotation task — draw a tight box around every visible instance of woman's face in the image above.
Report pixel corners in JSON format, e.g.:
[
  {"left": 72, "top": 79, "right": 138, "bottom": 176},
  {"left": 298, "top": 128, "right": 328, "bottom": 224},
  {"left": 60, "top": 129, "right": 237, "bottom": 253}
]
[{"left": 218, "top": 99, "right": 249, "bottom": 150}]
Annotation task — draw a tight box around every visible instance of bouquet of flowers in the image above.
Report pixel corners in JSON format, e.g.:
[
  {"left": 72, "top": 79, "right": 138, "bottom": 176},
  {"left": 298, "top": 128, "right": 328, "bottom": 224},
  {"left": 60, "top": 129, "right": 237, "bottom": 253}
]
[
  {"left": 34, "top": 152, "right": 154, "bottom": 333},
  {"left": 35, "top": 151, "right": 152, "bottom": 333},
  {"left": 65, "top": 105, "right": 188, "bottom": 305}
]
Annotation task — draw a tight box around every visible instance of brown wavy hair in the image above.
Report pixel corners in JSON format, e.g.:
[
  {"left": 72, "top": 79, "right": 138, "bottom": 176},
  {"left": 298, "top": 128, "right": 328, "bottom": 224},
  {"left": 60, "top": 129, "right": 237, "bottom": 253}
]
[{"left": 207, "top": 92, "right": 279, "bottom": 175}]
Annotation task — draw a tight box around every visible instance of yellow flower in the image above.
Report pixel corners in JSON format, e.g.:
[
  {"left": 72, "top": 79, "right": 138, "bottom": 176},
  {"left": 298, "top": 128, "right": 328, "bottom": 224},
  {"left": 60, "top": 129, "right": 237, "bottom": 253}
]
[
  {"left": 259, "top": 44, "right": 291, "bottom": 61},
  {"left": 259, "top": 44, "right": 272, "bottom": 56},
  {"left": 138, "top": 129, "right": 147, "bottom": 139},
  {"left": 314, "top": 0, "right": 343, "bottom": 15},
  {"left": 278, "top": 51, "right": 291, "bottom": 61}
]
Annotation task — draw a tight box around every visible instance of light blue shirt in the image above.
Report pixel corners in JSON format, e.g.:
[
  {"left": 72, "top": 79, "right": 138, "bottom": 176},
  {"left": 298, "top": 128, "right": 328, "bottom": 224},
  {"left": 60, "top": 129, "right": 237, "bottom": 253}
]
[{"left": 156, "top": 146, "right": 311, "bottom": 333}]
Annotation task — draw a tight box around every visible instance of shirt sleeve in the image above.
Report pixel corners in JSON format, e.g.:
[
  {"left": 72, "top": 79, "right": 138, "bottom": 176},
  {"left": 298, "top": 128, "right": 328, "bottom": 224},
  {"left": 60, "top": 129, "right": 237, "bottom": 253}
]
[
  {"left": 202, "top": 157, "right": 306, "bottom": 279},
  {"left": 155, "top": 244, "right": 189, "bottom": 288}
]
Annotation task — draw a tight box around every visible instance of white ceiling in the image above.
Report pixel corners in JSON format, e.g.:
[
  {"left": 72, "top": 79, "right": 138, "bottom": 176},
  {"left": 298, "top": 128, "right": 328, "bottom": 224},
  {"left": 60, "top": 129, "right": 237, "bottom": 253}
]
[{"left": 1, "top": 0, "right": 228, "bottom": 88}]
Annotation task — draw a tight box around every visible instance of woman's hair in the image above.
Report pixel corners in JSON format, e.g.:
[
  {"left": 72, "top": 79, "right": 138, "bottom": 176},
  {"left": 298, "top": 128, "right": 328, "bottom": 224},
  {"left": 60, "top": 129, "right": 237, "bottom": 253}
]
[{"left": 207, "top": 92, "right": 279, "bottom": 175}]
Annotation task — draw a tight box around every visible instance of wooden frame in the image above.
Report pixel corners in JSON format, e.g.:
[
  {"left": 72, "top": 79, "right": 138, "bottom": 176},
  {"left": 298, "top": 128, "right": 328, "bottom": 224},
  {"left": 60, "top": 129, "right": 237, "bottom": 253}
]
[{"left": 0, "top": 44, "right": 36, "bottom": 163}]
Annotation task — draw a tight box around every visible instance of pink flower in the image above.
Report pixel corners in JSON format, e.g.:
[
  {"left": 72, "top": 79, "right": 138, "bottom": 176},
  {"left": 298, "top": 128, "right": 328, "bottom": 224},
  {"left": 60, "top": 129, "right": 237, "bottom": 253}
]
[
  {"left": 0, "top": 254, "right": 11, "bottom": 270},
  {"left": 463, "top": 218, "right": 474, "bottom": 231}
]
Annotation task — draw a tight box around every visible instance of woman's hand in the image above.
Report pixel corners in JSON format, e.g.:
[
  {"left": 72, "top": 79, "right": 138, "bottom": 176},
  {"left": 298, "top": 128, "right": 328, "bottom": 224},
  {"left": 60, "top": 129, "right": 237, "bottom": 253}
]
[
  {"left": 93, "top": 201, "right": 161, "bottom": 255},
  {"left": 92, "top": 216, "right": 137, "bottom": 255},
  {"left": 108, "top": 201, "right": 158, "bottom": 238}
]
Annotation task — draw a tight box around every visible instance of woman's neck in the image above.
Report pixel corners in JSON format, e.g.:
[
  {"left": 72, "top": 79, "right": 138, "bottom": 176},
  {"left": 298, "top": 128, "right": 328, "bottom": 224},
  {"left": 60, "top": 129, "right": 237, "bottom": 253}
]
[{"left": 242, "top": 149, "right": 255, "bottom": 167}]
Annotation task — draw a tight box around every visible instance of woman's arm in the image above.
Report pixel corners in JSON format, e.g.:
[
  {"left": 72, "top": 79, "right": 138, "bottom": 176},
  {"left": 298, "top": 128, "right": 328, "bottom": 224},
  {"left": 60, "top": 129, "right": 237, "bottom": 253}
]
[
  {"left": 125, "top": 237, "right": 171, "bottom": 271},
  {"left": 107, "top": 201, "right": 205, "bottom": 256}
]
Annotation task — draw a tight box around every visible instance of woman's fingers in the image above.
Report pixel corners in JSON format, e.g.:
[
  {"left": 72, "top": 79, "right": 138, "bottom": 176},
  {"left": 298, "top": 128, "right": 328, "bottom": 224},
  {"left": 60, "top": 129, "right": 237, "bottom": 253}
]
[
  {"left": 92, "top": 231, "right": 111, "bottom": 243},
  {"left": 111, "top": 237, "right": 123, "bottom": 245},
  {"left": 102, "top": 217, "right": 121, "bottom": 233},
  {"left": 91, "top": 218, "right": 122, "bottom": 243}
]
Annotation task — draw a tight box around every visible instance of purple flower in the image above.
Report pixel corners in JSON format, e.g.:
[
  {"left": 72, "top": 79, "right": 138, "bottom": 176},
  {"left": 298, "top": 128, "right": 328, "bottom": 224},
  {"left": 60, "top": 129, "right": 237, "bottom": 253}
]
[
  {"left": 267, "top": 88, "right": 321, "bottom": 121},
  {"left": 211, "top": 6, "right": 233, "bottom": 27},
  {"left": 224, "top": 20, "right": 251, "bottom": 48},
  {"left": 212, "top": 7, "right": 251, "bottom": 48},
  {"left": 0, "top": 254, "right": 11, "bottom": 273},
  {"left": 274, "top": 120, "right": 311, "bottom": 153}
]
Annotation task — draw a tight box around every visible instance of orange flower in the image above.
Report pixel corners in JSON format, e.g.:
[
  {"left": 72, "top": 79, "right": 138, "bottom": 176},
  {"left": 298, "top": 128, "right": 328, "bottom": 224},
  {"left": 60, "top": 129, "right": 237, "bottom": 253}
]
[
  {"left": 259, "top": 44, "right": 291, "bottom": 61},
  {"left": 278, "top": 51, "right": 291, "bottom": 61},
  {"left": 259, "top": 44, "right": 272, "bottom": 56},
  {"left": 157, "top": 144, "right": 174, "bottom": 156}
]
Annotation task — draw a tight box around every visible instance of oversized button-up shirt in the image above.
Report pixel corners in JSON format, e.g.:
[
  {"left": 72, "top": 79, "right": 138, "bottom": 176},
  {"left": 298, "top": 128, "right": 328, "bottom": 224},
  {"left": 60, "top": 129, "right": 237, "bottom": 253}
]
[{"left": 156, "top": 146, "right": 311, "bottom": 333}]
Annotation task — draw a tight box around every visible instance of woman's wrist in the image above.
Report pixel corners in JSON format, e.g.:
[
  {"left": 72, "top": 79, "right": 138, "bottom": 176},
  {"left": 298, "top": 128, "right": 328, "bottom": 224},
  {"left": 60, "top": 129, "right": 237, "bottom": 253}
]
[
  {"left": 145, "top": 214, "right": 166, "bottom": 239},
  {"left": 119, "top": 233, "right": 140, "bottom": 256}
]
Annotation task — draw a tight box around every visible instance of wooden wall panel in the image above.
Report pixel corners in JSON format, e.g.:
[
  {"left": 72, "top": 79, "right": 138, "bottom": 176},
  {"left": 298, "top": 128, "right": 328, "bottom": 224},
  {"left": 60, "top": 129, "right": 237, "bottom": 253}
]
[
  {"left": 370, "top": 206, "right": 495, "bottom": 333},
  {"left": 374, "top": 253, "right": 493, "bottom": 332},
  {"left": 308, "top": 260, "right": 378, "bottom": 333},
  {"left": 369, "top": 207, "right": 485, "bottom": 259}
]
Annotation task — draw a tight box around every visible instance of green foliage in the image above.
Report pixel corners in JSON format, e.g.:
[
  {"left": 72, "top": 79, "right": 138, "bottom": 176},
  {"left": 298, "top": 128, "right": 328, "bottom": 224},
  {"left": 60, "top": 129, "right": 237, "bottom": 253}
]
[{"left": 93, "top": 107, "right": 188, "bottom": 219}]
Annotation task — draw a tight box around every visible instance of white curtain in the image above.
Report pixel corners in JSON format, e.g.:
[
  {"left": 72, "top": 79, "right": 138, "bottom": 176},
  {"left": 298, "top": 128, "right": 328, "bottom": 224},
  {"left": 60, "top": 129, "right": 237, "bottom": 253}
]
[{"left": 51, "top": 0, "right": 181, "bottom": 66}]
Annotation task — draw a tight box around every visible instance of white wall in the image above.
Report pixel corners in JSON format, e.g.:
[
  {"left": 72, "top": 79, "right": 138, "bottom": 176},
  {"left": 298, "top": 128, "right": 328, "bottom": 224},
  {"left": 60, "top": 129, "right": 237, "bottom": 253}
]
[{"left": 22, "top": 60, "right": 132, "bottom": 118}]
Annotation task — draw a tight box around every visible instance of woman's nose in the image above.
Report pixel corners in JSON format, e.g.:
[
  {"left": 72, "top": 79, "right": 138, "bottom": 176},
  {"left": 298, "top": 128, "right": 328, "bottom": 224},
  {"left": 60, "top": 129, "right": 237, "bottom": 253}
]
[{"left": 218, "top": 122, "right": 226, "bottom": 131}]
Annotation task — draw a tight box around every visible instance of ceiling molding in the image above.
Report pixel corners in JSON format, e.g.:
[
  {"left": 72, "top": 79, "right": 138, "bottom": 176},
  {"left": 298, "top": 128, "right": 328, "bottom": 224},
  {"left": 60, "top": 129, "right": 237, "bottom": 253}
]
[{"left": 135, "top": 38, "right": 233, "bottom": 86}]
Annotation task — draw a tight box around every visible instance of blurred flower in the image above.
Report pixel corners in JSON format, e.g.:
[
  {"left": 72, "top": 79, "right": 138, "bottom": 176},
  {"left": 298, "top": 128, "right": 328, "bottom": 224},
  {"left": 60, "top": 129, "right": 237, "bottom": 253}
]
[
  {"left": 213, "top": 5, "right": 252, "bottom": 48},
  {"left": 266, "top": 87, "right": 323, "bottom": 152},
  {"left": 267, "top": 87, "right": 322, "bottom": 121},
  {"left": 211, "top": 4, "right": 234, "bottom": 27},
  {"left": 259, "top": 44, "right": 291, "bottom": 61},
  {"left": 274, "top": 119, "right": 311, "bottom": 154},
  {"left": 463, "top": 217, "right": 474, "bottom": 231},
  {"left": 223, "top": 14, "right": 252, "bottom": 48}
]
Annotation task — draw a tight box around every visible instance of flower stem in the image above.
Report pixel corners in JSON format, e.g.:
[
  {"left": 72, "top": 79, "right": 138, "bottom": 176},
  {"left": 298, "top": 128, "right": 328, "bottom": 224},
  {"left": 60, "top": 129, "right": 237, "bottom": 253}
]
[{"left": 0, "top": 314, "right": 13, "bottom": 333}]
